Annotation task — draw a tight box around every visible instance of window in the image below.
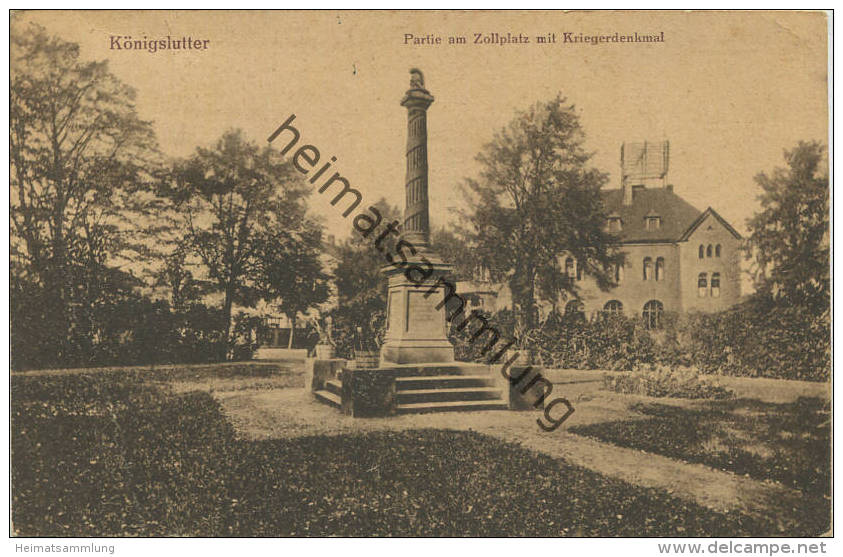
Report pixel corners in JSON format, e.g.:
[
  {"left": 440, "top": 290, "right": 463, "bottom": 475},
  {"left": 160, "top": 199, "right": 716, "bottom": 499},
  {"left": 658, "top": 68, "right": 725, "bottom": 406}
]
[
  {"left": 698, "top": 272, "right": 708, "bottom": 297},
  {"left": 643, "top": 257, "right": 653, "bottom": 280},
  {"left": 607, "top": 217, "right": 622, "bottom": 232},
  {"left": 565, "top": 257, "right": 575, "bottom": 278},
  {"left": 604, "top": 300, "right": 623, "bottom": 315},
  {"left": 706, "top": 244, "right": 713, "bottom": 258},
  {"left": 699, "top": 245, "right": 705, "bottom": 259},
  {"left": 655, "top": 257, "right": 665, "bottom": 281},
  {"left": 646, "top": 216, "right": 661, "bottom": 230},
  {"left": 642, "top": 300, "right": 663, "bottom": 329},
  {"left": 715, "top": 244, "right": 721, "bottom": 258},
  {"left": 473, "top": 265, "right": 490, "bottom": 282},
  {"left": 576, "top": 260, "right": 583, "bottom": 281},
  {"left": 614, "top": 263, "right": 624, "bottom": 283},
  {"left": 565, "top": 300, "right": 585, "bottom": 320},
  {"left": 711, "top": 272, "right": 721, "bottom": 298}
]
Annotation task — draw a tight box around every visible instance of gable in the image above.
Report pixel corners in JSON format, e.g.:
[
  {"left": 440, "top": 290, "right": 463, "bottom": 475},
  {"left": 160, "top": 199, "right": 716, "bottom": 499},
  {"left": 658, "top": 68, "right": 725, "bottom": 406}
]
[{"left": 679, "top": 207, "right": 742, "bottom": 242}]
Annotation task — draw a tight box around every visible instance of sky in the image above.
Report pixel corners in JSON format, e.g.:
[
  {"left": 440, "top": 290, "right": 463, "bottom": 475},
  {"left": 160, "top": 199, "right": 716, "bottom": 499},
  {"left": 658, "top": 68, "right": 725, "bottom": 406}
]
[{"left": 13, "top": 10, "right": 829, "bottom": 240}]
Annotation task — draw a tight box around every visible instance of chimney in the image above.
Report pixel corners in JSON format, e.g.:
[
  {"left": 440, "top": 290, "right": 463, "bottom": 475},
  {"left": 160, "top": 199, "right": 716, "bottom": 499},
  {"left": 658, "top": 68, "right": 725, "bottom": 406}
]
[
  {"left": 622, "top": 179, "right": 633, "bottom": 206},
  {"left": 621, "top": 144, "right": 633, "bottom": 206},
  {"left": 632, "top": 185, "right": 645, "bottom": 200}
]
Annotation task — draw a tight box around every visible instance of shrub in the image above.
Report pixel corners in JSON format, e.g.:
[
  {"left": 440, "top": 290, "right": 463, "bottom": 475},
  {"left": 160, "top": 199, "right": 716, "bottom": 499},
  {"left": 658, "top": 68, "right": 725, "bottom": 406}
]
[
  {"left": 678, "top": 298, "right": 830, "bottom": 381},
  {"left": 448, "top": 300, "right": 829, "bottom": 383},
  {"left": 602, "top": 366, "right": 734, "bottom": 400}
]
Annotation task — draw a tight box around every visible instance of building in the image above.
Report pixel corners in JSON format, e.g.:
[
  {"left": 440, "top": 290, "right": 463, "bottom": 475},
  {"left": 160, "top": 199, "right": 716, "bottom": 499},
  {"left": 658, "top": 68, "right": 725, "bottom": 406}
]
[
  {"left": 569, "top": 141, "right": 743, "bottom": 324},
  {"left": 459, "top": 141, "right": 744, "bottom": 326}
]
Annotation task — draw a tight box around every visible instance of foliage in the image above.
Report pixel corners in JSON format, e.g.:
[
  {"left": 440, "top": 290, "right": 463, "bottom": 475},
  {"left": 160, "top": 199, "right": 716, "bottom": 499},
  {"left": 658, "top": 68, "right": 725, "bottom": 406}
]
[
  {"left": 430, "top": 226, "right": 477, "bottom": 282},
  {"left": 745, "top": 141, "right": 829, "bottom": 314},
  {"left": 9, "top": 288, "right": 268, "bottom": 371},
  {"left": 12, "top": 371, "right": 788, "bottom": 536},
  {"left": 230, "top": 312, "right": 264, "bottom": 361},
  {"left": 450, "top": 309, "right": 657, "bottom": 371},
  {"left": 160, "top": 129, "right": 312, "bottom": 354},
  {"left": 676, "top": 298, "right": 830, "bottom": 381},
  {"left": 10, "top": 23, "right": 160, "bottom": 366},
  {"left": 328, "top": 198, "right": 401, "bottom": 357},
  {"left": 253, "top": 219, "right": 330, "bottom": 348},
  {"left": 449, "top": 308, "right": 516, "bottom": 362},
  {"left": 448, "top": 302, "right": 828, "bottom": 382},
  {"left": 153, "top": 243, "right": 209, "bottom": 311},
  {"left": 458, "top": 95, "right": 623, "bottom": 335},
  {"left": 570, "top": 398, "right": 830, "bottom": 534},
  {"left": 602, "top": 366, "right": 733, "bottom": 400}
]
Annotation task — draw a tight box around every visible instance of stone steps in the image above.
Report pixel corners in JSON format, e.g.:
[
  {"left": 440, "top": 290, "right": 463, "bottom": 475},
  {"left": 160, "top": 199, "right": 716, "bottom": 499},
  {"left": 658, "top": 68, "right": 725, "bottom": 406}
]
[
  {"left": 311, "top": 363, "right": 510, "bottom": 415},
  {"left": 325, "top": 378, "right": 342, "bottom": 396},
  {"left": 395, "top": 374, "right": 493, "bottom": 390},
  {"left": 396, "top": 399, "right": 509, "bottom": 414},
  {"left": 385, "top": 364, "right": 493, "bottom": 377},
  {"left": 314, "top": 389, "right": 341, "bottom": 408},
  {"left": 397, "top": 386, "right": 503, "bottom": 404}
]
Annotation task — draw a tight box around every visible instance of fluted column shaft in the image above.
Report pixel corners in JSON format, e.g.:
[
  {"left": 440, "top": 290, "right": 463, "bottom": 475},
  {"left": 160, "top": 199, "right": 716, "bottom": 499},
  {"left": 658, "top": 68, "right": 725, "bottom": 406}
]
[{"left": 401, "top": 88, "right": 434, "bottom": 246}]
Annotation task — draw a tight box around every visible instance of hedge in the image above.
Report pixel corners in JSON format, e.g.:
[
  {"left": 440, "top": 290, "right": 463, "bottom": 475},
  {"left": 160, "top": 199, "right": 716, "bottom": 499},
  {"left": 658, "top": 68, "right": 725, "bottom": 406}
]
[{"left": 448, "top": 298, "right": 829, "bottom": 382}]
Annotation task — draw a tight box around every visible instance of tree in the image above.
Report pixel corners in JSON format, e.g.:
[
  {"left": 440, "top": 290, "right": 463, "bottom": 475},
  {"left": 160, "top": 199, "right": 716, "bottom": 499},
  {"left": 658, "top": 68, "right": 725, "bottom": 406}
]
[
  {"left": 458, "top": 95, "right": 623, "bottom": 340},
  {"left": 10, "top": 23, "right": 159, "bottom": 366},
  {"left": 254, "top": 220, "right": 331, "bottom": 348},
  {"left": 430, "top": 226, "right": 476, "bottom": 281},
  {"left": 162, "top": 129, "right": 311, "bottom": 356},
  {"left": 153, "top": 242, "right": 207, "bottom": 312},
  {"left": 746, "top": 141, "right": 829, "bottom": 314},
  {"left": 328, "top": 199, "right": 401, "bottom": 355}
]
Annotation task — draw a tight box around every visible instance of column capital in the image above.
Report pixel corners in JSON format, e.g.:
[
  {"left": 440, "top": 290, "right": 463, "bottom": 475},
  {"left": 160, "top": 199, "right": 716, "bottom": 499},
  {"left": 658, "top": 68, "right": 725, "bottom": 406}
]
[{"left": 401, "top": 88, "right": 434, "bottom": 110}]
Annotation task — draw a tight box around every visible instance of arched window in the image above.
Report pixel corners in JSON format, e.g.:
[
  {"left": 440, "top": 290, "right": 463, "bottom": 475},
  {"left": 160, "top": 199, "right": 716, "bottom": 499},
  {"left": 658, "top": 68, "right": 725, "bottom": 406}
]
[
  {"left": 565, "top": 300, "right": 585, "bottom": 320},
  {"left": 655, "top": 257, "right": 665, "bottom": 281},
  {"left": 642, "top": 300, "right": 663, "bottom": 329},
  {"left": 699, "top": 245, "right": 705, "bottom": 259},
  {"left": 711, "top": 272, "right": 721, "bottom": 298},
  {"left": 706, "top": 244, "right": 713, "bottom": 258},
  {"left": 715, "top": 244, "right": 722, "bottom": 257},
  {"left": 565, "top": 257, "right": 575, "bottom": 278},
  {"left": 698, "top": 272, "right": 708, "bottom": 297},
  {"left": 604, "top": 300, "right": 623, "bottom": 315},
  {"left": 643, "top": 257, "right": 653, "bottom": 280},
  {"left": 615, "top": 263, "right": 624, "bottom": 283}
]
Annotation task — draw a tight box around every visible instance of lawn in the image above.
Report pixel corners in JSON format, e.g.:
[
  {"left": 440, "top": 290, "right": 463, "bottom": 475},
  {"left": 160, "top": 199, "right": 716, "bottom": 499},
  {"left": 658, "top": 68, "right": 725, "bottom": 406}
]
[
  {"left": 569, "top": 398, "right": 831, "bottom": 535},
  {"left": 10, "top": 369, "right": 794, "bottom": 537}
]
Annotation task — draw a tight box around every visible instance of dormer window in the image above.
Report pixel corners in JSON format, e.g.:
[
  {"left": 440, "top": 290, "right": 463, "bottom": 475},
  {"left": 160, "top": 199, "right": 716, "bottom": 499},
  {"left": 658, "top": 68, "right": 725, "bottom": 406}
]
[
  {"left": 645, "top": 215, "right": 661, "bottom": 230},
  {"left": 607, "top": 215, "right": 623, "bottom": 232}
]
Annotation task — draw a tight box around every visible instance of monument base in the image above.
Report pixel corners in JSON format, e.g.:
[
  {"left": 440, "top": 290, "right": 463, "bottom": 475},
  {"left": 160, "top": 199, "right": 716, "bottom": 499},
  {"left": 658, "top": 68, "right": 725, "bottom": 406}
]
[
  {"left": 379, "top": 254, "right": 456, "bottom": 366},
  {"left": 380, "top": 338, "right": 454, "bottom": 365}
]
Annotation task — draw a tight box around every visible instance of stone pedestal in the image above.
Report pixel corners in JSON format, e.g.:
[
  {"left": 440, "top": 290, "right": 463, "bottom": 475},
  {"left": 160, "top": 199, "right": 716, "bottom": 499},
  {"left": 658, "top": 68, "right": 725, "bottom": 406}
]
[
  {"left": 380, "top": 260, "right": 455, "bottom": 365},
  {"left": 339, "top": 367, "right": 397, "bottom": 417}
]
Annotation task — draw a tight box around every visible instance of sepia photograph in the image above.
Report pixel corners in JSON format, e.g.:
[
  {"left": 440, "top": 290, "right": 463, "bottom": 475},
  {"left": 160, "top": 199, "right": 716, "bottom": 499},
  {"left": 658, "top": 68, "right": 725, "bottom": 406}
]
[{"left": 8, "top": 8, "right": 832, "bottom": 547}]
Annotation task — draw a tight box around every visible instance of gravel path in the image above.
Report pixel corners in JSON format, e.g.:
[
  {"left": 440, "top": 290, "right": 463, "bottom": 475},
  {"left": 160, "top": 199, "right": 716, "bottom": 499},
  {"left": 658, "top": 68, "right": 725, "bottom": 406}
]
[{"left": 215, "top": 387, "right": 808, "bottom": 532}]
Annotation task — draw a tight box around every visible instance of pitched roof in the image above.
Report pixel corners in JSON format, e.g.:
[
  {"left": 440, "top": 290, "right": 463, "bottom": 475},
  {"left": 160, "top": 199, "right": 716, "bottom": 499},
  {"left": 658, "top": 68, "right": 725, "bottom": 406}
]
[
  {"left": 678, "top": 207, "right": 743, "bottom": 241},
  {"left": 600, "top": 187, "right": 703, "bottom": 243}
]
